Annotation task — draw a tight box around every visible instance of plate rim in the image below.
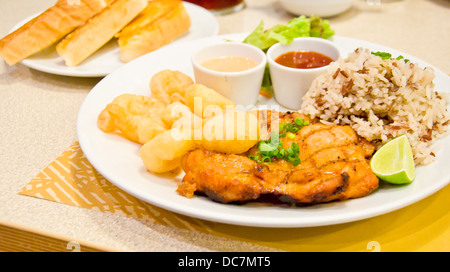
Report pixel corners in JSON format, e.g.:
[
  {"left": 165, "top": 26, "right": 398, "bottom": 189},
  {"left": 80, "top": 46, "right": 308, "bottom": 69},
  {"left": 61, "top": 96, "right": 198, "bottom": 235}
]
[{"left": 77, "top": 33, "right": 450, "bottom": 228}]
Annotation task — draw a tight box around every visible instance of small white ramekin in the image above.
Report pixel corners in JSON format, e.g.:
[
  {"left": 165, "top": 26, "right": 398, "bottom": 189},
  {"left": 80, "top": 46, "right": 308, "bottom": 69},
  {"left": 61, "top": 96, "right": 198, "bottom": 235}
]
[
  {"left": 267, "top": 37, "right": 340, "bottom": 110},
  {"left": 280, "top": 0, "right": 354, "bottom": 17},
  {"left": 192, "top": 42, "right": 267, "bottom": 106}
]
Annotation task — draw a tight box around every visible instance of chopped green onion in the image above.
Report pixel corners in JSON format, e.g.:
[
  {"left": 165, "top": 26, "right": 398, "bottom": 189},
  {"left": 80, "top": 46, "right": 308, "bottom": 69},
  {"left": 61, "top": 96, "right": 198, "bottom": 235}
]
[
  {"left": 248, "top": 118, "right": 309, "bottom": 166},
  {"left": 294, "top": 117, "right": 304, "bottom": 126},
  {"left": 286, "top": 148, "right": 294, "bottom": 156},
  {"left": 259, "top": 142, "right": 277, "bottom": 152},
  {"left": 262, "top": 156, "right": 272, "bottom": 163},
  {"left": 292, "top": 142, "right": 299, "bottom": 153}
]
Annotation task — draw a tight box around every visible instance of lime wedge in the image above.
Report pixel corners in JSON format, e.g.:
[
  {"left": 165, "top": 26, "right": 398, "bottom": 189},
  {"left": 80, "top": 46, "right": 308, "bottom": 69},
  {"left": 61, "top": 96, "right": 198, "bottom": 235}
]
[{"left": 370, "top": 134, "right": 415, "bottom": 184}]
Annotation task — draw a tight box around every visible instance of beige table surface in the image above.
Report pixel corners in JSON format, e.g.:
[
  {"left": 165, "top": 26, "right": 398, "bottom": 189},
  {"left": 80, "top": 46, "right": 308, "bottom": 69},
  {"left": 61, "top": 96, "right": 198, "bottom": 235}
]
[{"left": 0, "top": 0, "right": 449, "bottom": 252}]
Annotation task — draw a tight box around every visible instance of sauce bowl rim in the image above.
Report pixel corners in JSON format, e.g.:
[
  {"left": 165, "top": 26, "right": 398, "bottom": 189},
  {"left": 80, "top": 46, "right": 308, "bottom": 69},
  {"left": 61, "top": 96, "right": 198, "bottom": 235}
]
[
  {"left": 191, "top": 42, "right": 267, "bottom": 77},
  {"left": 266, "top": 37, "right": 340, "bottom": 73}
]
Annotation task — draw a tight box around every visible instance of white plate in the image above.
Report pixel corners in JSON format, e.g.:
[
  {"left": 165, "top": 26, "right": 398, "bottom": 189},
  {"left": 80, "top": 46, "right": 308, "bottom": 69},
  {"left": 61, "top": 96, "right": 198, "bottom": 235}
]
[
  {"left": 77, "top": 33, "right": 450, "bottom": 228},
  {"left": 10, "top": 3, "right": 219, "bottom": 77}
]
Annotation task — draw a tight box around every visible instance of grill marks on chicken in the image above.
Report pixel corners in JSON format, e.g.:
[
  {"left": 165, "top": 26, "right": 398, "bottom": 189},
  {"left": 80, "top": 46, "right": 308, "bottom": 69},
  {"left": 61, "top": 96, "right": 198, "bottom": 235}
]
[{"left": 178, "top": 112, "right": 379, "bottom": 204}]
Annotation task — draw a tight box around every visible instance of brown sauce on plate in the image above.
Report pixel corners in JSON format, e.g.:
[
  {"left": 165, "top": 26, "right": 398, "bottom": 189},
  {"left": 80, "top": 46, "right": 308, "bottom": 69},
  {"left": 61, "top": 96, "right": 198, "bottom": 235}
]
[{"left": 275, "top": 51, "right": 333, "bottom": 69}]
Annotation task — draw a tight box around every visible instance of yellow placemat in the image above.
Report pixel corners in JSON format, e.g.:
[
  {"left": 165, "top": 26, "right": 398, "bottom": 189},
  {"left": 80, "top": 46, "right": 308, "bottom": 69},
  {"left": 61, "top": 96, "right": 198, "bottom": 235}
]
[{"left": 19, "top": 142, "right": 450, "bottom": 252}]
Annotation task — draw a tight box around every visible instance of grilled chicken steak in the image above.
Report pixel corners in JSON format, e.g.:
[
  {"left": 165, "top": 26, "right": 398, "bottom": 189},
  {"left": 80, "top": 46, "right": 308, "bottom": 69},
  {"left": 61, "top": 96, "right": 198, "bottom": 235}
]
[{"left": 178, "top": 111, "right": 379, "bottom": 204}]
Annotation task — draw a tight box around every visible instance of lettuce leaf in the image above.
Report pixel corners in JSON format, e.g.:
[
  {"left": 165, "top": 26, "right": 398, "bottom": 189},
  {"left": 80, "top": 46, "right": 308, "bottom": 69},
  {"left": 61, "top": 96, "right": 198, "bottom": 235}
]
[
  {"left": 243, "top": 16, "right": 335, "bottom": 95},
  {"left": 243, "top": 15, "right": 334, "bottom": 52},
  {"left": 260, "top": 63, "right": 273, "bottom": 95}
]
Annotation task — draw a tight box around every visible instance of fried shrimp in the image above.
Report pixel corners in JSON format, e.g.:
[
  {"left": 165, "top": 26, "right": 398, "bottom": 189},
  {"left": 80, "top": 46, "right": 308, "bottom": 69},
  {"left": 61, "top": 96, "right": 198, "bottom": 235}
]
[
  {"left": 149, "top": 69, "right": 194, "bottom": 105},
  {"left": 97, "top": 93, "right": 168, "bottom": 144}
]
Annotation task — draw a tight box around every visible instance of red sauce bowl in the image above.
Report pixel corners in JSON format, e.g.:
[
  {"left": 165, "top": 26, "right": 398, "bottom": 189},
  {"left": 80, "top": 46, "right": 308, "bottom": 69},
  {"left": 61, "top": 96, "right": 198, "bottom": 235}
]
[{"left": 267, "top": 37, "right": 340, "bottom": 110}]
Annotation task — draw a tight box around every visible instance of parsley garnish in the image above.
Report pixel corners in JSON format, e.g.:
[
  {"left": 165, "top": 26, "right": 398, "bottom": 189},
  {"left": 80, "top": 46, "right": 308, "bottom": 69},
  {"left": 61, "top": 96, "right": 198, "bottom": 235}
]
[{"left": 371, "top": 51, "right": 409, "bottom": 63}]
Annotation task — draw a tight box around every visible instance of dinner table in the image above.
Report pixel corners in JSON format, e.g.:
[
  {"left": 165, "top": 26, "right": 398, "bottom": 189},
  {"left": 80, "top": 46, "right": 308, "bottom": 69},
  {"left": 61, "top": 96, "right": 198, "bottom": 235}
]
[{"left": 0, "top": 0, "right": 449, "bottom": 253}]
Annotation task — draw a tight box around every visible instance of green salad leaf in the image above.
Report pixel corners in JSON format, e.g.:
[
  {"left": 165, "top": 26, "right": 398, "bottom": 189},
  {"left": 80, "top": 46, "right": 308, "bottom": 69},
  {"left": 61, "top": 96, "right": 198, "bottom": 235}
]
[
  {"left": 309, "top": 16, "right": 335, "bottom": 39},
  {"left": 260, "top": 63, "right": 273, "bottom": 95},
  {"left": 243, "top": 15, "right": 334, "bottom": 51},
  {"left": 243, "top": 15, "right": 335, "bottom": 95}
]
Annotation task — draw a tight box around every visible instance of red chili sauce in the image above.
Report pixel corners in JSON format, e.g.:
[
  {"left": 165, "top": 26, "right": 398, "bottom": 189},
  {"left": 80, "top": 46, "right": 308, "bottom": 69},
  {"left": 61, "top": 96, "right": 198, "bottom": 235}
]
[{"left": 275, "top": 51, "right": 333, "bottom": 69}]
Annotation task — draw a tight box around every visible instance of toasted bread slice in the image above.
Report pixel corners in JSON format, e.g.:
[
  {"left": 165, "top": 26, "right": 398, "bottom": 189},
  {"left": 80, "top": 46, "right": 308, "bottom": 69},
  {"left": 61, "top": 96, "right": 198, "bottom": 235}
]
[
  {"left": 0, "top": 0, "right": 108, "bottom": 65},
  {"left": 116, "top": 0, "right": 181, "bottom": 40},
  {"left": 117, "top": 0, "right": 191, "bottom": 63},
  {"left": 56, "top": 0, "right": 148, "bottom": 66}
]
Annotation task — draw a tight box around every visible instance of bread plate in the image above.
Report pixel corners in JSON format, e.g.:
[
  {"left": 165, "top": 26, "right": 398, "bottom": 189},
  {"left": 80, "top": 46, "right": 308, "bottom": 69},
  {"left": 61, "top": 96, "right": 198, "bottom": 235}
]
[
  {"left": 77, "top": 33, "right": 450, "bottom": 228},
  {"left": 8, "top": 3, "right": 219, "bottom": 77}
]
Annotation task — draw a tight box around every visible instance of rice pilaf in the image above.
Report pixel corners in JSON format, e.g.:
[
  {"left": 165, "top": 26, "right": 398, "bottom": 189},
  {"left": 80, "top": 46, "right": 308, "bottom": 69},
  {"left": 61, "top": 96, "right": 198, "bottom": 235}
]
[{"left": 300, "top": 48, "right": 450, "bottom": 165}]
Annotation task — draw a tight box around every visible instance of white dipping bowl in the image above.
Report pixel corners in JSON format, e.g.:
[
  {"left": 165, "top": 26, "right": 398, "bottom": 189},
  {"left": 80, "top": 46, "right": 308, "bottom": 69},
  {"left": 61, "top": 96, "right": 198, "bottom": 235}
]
[
  {"left": 267, "top": 37, "right": 340, "bottom": 110},
  {"left": 192, "top": 42, "right": 267, "bottom": 106},
  {"left": 280, "top": 0, "right": 354, "bottom": 17}
]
